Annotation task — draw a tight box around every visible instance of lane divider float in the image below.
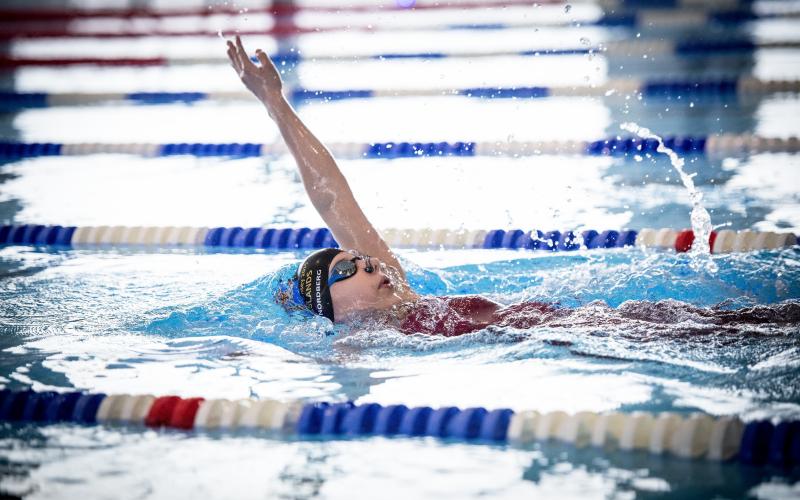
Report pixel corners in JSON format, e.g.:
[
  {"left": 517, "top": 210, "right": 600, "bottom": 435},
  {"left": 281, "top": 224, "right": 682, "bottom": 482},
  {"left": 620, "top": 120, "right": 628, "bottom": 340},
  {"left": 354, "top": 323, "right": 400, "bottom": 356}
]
[
  {"left": 0, "top": 224, "right": 795, "bottom": 254},
  {"left": 0, "top": 39, "right": 800, "bottom": 72},
  {"left": 0, "top": 1, "right": 786, "bottom": 22},
  {"left": 2, "top": 78, "right": 799, "bottom": 107},
  {"left": 3, "top": 13, "right": 800, "bottom": 41},
  {"left": 1, "top": 135, "right": 799, "bottom": 160},
  {"left": 0, "top": 1, "right": 590, "bottom": 21},
  {"left": 1, "top": 389, "right": 798, "bottom": 466}
]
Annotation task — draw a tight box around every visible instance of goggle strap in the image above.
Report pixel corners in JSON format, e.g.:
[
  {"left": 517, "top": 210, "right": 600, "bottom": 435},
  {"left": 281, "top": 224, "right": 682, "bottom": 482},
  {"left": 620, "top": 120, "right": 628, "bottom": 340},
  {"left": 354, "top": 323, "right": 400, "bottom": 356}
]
[{"left": 327, "top": 274, "right": 348, "bottom": 287}]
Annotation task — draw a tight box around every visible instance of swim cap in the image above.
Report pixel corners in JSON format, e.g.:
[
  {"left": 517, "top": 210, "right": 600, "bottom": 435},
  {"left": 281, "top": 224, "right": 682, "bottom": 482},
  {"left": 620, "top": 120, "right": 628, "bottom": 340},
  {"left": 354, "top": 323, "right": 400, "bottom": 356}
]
[{"left": 296, "top": 248, "right": 342, "bottom": 321}]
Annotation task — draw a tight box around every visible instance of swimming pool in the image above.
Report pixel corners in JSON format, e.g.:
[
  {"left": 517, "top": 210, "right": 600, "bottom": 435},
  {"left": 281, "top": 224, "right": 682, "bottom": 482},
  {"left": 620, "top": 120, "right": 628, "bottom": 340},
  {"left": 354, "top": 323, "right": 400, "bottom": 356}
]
[{"left": 1, "top": 0, "right": 800, "bottom": 498}]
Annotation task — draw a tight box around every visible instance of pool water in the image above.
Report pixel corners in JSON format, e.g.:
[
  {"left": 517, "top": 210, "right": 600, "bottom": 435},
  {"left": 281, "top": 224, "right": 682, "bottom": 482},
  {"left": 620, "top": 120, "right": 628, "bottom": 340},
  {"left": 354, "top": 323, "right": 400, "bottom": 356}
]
[{"left": 1, "top": 0, "right": 800, "bottom": 498}]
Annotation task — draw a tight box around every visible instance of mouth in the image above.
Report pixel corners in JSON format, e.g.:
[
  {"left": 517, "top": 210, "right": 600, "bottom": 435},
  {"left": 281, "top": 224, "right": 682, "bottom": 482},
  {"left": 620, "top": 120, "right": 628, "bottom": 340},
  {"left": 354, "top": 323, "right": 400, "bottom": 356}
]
[{"left": 378, "top": 276, "right": 392, "bottom": 290}]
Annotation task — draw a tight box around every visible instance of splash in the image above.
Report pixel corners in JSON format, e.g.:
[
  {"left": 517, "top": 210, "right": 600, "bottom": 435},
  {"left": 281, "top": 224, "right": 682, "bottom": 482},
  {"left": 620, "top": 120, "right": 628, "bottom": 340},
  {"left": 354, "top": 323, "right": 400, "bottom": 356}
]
[{"left": 620, "top": 122, "right": 717, "bottom": 273}]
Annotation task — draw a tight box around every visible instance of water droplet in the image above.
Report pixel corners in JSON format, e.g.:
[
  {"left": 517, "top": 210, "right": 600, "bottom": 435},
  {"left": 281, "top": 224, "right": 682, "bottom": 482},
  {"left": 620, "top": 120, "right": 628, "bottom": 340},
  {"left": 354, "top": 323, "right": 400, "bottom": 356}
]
[
  {"left": 580, "top": 37, "right": 590, "bottom": 45},
  {"left": 564, "top": 4, "right": 572, "bottom": 13}
]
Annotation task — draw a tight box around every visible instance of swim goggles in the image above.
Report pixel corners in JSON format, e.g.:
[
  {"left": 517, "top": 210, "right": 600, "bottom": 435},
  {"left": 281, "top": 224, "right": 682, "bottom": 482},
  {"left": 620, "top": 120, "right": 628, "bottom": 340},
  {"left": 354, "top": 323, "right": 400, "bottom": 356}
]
[{"left": 327, "top": 251, "right": 374, "bottom": 287}]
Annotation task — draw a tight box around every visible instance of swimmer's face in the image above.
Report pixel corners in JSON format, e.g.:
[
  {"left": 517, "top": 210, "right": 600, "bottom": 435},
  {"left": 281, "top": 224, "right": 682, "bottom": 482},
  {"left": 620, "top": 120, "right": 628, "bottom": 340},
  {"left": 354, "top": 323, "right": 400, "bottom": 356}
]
[{"left": 328, "top": 250, "right": 401, "bottom": 321}]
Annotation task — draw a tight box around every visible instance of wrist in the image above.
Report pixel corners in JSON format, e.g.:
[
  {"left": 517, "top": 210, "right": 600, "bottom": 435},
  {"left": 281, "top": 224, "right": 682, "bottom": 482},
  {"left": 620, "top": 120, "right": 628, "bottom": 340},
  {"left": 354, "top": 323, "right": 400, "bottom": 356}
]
[{"left": 259, "top": 88, "right": 286, "bottom": 108}]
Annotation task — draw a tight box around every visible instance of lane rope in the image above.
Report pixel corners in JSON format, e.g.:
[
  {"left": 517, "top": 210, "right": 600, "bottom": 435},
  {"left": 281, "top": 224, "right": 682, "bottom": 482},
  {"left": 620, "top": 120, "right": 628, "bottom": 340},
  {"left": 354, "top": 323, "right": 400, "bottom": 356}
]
[
  {"left": 3, "top": 10, "right": 799, "bottom": 38},
  {"left": 0, "top": 1, "right": 584, "bottom": 20},
  {"left": 2, "top": 78, "right": 799, "bottom": 108},
  {"left": 0, "top": 1, "right": 770, "bottom": 21},
  {"left": 0, "top": 224, "right": 795, "bottom": 254},
  {"left": 0, "top": 35, "right": 794, "bottom": 57},
  {"left": 1, "top": 135, "right": 798, "bottom": 159},
  {"left": 1, "top": 389, "right": 798, "bottom": 466}
]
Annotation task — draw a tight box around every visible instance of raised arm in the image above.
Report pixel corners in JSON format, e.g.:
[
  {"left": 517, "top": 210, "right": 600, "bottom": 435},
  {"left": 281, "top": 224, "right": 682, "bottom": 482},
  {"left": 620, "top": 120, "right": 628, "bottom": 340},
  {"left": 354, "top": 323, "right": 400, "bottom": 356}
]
[{"left": 226, "top": 36, "right": 407, "bottom": 280}]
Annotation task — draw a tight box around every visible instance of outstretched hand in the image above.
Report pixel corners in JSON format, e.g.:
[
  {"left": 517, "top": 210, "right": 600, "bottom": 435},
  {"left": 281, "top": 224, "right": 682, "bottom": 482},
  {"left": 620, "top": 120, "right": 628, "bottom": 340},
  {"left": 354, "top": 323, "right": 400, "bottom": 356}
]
[{"left": 226, "top": 35, "right": 283, "bottom": 103}]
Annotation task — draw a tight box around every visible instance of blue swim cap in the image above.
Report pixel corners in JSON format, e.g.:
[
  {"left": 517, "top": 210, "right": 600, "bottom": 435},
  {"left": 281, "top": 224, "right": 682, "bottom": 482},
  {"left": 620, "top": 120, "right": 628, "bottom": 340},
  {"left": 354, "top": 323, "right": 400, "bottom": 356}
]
[{"left": 275, "top": 264, "right": 306, "bottom": 309}]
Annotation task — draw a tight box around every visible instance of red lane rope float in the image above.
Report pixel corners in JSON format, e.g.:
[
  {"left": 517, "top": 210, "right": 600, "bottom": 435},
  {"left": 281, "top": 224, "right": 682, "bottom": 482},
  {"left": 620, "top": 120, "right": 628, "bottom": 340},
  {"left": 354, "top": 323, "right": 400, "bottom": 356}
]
[
  {"left": 675, "top": 230, "right": 718, "bottom": 253},
  {"left": 169, "top": 398, "right": 205, "bottom": 430},
  {"left": 0, "top": 0, "right": 559, "bottom": 21},
  {"left": 145, "top": 395, "right": 181, "bottom": 427}
]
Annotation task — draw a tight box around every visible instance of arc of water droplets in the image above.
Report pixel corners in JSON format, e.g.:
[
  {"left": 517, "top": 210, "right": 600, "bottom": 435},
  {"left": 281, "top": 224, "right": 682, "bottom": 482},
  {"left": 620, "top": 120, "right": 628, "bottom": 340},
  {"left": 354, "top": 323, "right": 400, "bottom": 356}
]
[{"left": 620, "top": 122, "right": 717, "bottom": 273}]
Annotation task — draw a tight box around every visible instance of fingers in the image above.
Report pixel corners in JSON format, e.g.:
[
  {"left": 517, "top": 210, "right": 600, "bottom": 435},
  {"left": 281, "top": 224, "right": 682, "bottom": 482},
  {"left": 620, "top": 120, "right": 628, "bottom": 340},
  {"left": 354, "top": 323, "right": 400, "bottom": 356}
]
[
  {"left": 255, "top": 49, "right": 272, "bottom": 69},
  {"left": 234, "top": 35, "right": 256, "bottom": 71},
  {"left": 226, "top": 40, "right": 242, "bottom": 73}
]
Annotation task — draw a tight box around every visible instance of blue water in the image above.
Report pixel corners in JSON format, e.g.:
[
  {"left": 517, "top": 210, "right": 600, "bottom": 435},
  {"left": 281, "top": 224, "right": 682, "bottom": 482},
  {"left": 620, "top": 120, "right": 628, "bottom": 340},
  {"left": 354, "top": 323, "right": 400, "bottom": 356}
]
[{"left": 2, "top": 0, "right": 800, "bottom": 498}]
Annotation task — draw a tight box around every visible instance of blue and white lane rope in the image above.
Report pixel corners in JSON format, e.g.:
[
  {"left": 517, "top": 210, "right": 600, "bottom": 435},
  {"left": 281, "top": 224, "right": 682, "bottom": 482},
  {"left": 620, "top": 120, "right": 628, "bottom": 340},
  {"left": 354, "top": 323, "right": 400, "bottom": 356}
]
[
  {"left": 2, "top": 78, "right": 798, "bottom": 109},
  {"left": 0, "top": 225, "right": 795, "bottom": 254},
  {"left": 1, "top": 135, "right": 797, "bottom": 160},
  {"left": 1, "top": 389, "right": 798, "bottom": 466}
]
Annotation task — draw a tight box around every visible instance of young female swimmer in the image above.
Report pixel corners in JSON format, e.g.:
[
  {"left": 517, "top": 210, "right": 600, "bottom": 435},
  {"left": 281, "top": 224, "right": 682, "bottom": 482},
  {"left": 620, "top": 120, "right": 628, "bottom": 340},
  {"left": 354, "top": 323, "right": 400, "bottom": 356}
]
[{"left": 226, "top": 36, "right": 561, "bottom": 336}]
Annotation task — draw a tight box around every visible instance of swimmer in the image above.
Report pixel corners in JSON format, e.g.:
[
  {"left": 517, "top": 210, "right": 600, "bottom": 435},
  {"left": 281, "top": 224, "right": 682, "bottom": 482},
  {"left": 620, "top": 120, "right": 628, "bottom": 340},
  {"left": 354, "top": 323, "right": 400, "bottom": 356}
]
[
  {"left": 225, "top": 36, "right": 591, "bottom": 336},
  {"left": 225, "top": 36, "right": 800, "bottom": 338}
]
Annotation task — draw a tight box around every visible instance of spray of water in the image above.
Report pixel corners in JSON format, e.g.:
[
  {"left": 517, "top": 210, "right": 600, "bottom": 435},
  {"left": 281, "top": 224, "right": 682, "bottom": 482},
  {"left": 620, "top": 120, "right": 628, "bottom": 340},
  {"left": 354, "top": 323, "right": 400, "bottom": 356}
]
[{"left": 620, "top": 122, "right": 717, "bottom": 273}]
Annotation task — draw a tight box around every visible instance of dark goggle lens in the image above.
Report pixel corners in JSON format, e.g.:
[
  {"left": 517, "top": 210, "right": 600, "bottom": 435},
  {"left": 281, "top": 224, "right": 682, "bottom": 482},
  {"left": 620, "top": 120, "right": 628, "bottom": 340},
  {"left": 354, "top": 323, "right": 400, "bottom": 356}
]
[
  {"left": 329, "top": 258, "right": 358, "bottom": 286},
  {"left": 333, "top": 259, "right": 357, "bottom": 276}
]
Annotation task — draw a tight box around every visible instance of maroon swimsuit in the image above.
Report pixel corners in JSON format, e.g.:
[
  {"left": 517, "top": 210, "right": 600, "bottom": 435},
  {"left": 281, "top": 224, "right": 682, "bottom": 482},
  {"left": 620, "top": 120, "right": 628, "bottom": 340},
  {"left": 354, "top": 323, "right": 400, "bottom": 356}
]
[{"left": 399, "top": 295, "right": 557, "bottom": 336}]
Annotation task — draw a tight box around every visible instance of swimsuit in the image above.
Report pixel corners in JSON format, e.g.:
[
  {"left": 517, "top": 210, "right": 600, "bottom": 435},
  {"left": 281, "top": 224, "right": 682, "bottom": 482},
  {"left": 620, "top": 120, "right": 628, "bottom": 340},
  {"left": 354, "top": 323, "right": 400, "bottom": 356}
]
[{"left": 399, "top": 295, "right": 557, "bottom": 336}]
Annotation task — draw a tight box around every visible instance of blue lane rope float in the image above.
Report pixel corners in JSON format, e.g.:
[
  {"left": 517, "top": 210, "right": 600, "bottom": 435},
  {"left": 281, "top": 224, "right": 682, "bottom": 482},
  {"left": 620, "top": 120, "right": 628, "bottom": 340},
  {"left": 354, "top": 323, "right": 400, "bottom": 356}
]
[
  {"left": 1, "top": 135, "right": 798, "bottom": 160},
  {"left": 2, "top": 78, "right": 799, "bottom": 109},
  {"left": 0, "top": 389, "right": 798, "bottom": 466},
  {"left": 0, "top": 225, "right": 795, "bottom": 254}
]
